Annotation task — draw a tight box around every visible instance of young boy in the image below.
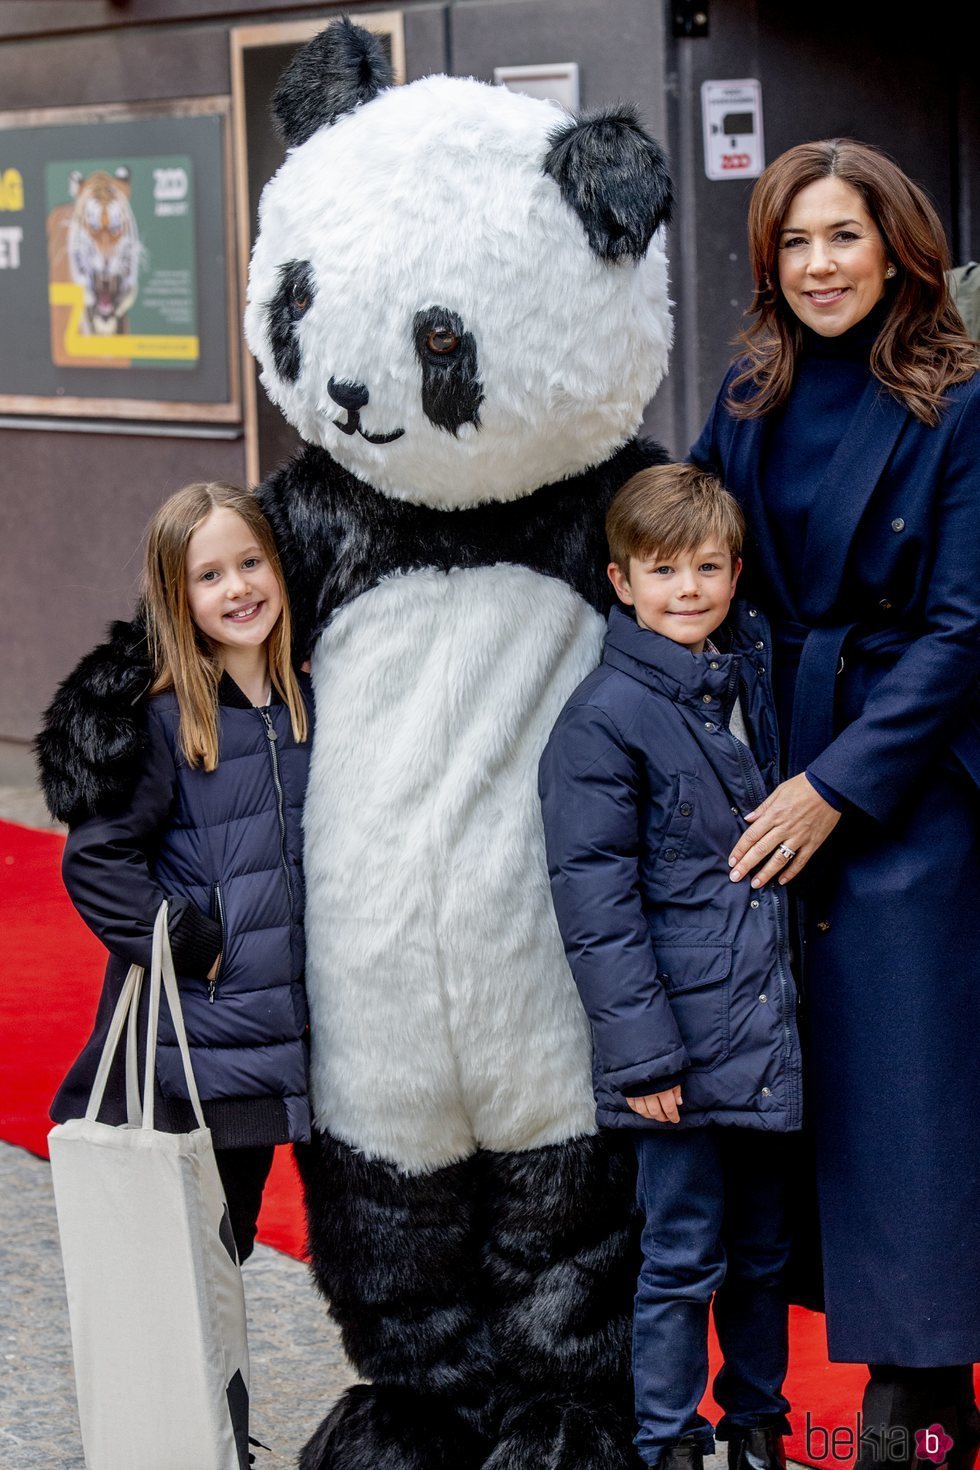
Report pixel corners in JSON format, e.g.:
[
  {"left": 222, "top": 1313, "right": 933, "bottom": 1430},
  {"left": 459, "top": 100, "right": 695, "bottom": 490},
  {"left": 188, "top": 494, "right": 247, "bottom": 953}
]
[{"left": 539, "top": 463, "right": 802, "bottom": 1470}]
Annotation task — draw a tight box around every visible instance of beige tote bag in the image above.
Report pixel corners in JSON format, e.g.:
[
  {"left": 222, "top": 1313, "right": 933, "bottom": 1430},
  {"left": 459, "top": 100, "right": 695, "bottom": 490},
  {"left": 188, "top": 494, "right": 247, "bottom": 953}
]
[{"left": 49, "top": 902, "right": 250, "bottom": 1470}]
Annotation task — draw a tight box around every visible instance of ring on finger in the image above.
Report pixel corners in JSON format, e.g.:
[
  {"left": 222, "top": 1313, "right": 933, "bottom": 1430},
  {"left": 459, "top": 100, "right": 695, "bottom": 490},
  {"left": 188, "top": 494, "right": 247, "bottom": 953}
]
[{"left": 776, "top": 843, "right": 797, "bottom": 862}]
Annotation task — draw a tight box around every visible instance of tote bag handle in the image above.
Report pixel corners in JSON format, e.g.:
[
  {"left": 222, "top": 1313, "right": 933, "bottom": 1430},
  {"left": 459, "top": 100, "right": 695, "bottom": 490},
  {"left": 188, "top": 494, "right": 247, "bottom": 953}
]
[{"left": 83, "top": 902, "right": 207, "bottom": 1132}]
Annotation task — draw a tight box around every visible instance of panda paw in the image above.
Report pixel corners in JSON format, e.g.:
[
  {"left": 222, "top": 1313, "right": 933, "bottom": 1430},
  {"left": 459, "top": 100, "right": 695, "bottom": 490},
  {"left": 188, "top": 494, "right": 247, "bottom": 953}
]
[
  {"left": 482, "top": 1395, "right": 643, "bottom": 1470},
  {"left": 300, "top": 1383, "right": 489, "bottom": 1470}
]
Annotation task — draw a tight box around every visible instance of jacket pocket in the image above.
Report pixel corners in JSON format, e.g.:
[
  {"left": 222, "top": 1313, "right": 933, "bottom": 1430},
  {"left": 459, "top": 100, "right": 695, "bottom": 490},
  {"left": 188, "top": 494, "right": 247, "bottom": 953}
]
[{"left": 655, "top": 943, "right": 732, "bottom": 1071}]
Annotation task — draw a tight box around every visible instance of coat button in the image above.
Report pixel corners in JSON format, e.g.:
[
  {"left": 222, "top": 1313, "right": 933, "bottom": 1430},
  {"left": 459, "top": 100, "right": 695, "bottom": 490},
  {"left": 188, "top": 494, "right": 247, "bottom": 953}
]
[
  {"left": 816, "top": 919, "right": 832, "bottom": 933},
  {"left": 663, "top": 848, "right": 678, "bottom": 862},
  {"left": 704, "top": 721, "right": 716, "bottom": 731},
  {"left": 759, "top": 994, "right": 768, "bottom": 1003},
  {"left": 878, "top": 598, "right": 893, "bottom": 611},
  {"left": 679, "top": 802, "right": 693, "bottom": 816},
  {"left": 761, "top": 1087, "right": 771, "bottom": 1097},
  {"left": 702, "top": 693, "right": 713, "bottom": 704},
  {"left": 709, "top": 660, "right": 720, "bottom": 670},
  {"left": 748, "top": 608, "right": 758, "bottom": 617},
  {"left": 755, "top": 640, "right": 764, "bottom": 650},
  {"left": 891, "top": 517, "right": 906, "bottom": 532},
  {"left": 750, "top": 899, "right": 760, "bottom": 909}
]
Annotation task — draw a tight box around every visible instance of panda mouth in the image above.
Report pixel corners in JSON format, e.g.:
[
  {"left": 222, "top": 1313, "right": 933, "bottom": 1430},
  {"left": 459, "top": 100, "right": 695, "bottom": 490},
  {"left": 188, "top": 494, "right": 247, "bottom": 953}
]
[{"left": 333, "top": 408, "right": 404, "bottom": 445}]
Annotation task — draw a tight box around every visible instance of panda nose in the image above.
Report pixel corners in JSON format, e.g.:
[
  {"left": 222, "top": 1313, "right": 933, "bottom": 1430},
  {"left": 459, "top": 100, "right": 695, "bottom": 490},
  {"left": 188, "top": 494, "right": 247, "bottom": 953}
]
[{"left": 327, "top": 377, "right": 369, "bottom": 411}]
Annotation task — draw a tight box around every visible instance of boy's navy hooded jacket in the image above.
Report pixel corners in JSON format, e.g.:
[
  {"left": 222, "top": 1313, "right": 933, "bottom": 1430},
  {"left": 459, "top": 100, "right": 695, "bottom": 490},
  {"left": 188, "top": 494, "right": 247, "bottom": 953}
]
[
  {"left": 50, "top": 674, "right": 312, "bottom": 1149},
  {"left": 539, "top": 602, "right": 802, "bottom": 1132}
]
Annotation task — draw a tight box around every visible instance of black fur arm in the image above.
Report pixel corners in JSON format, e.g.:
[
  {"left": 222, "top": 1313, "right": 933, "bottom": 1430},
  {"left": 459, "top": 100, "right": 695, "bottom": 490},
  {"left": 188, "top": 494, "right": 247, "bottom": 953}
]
[
  {"left": 257, "top": 448, "right": 345, "bottom": 661},
  {"left": 35, "top": 617, "right": 153, "bottom": 826}
]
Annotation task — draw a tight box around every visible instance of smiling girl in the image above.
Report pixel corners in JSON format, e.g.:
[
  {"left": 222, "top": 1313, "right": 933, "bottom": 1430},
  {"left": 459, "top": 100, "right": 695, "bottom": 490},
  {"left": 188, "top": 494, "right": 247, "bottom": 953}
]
[{"left": 50, "top": 481, "right": 312, "bottom": 1264}]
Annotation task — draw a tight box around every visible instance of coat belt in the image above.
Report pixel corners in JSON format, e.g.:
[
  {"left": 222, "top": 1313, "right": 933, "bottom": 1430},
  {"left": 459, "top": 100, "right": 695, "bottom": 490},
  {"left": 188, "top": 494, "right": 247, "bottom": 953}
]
[
  {"left": 777, "top": 620, "right": 912, "bottom": 776},
  {"left": 777, "top": 619, "right": 980, "bottom": 790}
]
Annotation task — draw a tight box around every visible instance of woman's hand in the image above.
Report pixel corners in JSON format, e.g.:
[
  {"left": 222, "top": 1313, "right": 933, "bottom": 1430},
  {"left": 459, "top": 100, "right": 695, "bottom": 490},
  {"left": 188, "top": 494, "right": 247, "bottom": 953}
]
[{"left": 728, "top": 773, "right": 842, "bottom": 887}]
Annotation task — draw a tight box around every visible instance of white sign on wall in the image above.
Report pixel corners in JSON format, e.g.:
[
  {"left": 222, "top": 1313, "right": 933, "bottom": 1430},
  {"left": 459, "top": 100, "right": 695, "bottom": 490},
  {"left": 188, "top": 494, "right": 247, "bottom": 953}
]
[
  {"left": 494, "top": 63, "right": 580, "bottom": 113},
  {"left": 701, "top": 79, "right": 765, "bottom": 181}
]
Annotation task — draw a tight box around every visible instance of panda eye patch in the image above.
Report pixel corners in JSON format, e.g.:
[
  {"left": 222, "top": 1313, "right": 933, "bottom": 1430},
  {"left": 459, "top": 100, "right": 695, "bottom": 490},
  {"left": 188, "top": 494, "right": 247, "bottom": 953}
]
[
  {"left": 414, "top": 306, "right": 484, "bottom": 437},
  {"left": 426, "top": 328, "right": 460, "bottom": 356},
  {"left": 267, "top": 259, "right": 315, "bottom": 383}
]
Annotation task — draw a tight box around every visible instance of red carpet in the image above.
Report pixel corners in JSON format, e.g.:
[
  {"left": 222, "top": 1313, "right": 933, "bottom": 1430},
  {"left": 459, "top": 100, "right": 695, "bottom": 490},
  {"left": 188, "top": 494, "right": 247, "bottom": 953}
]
[{"left": 1, "top": 817, "right": 972, "bottom": 1463}]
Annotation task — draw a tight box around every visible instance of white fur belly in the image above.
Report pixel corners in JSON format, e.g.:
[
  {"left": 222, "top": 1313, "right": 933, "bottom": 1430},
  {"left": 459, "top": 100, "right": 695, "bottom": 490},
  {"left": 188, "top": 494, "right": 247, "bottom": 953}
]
[{"left": 304, "top": 564, "right": 603, "bottom": 1172}]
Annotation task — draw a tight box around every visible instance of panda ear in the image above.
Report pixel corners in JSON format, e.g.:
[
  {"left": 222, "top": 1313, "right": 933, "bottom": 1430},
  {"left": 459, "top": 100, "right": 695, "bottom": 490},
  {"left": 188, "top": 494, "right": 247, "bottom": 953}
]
[
  {"left": 543, "top": 105, "right": 673, "bottom": 262},
  {"left": 272, "top": 17, "right": 394, "bottom": 148}
]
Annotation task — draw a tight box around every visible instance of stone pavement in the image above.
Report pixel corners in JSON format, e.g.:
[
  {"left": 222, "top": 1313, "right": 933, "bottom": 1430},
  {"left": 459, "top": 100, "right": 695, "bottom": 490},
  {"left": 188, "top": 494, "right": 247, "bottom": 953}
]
[{"left": 0, "top": 1141, "right": 356, "bottom": 1470}]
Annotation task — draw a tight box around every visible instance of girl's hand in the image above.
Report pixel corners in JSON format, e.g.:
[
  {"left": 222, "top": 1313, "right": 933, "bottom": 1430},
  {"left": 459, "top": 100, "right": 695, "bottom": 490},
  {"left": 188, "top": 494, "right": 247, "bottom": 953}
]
[
  {"left": 627, "top": 1084, "right": 683, "bottom": 1124},
  {"left": 728, "top": 773, "right": 841, "bottom": 888}
]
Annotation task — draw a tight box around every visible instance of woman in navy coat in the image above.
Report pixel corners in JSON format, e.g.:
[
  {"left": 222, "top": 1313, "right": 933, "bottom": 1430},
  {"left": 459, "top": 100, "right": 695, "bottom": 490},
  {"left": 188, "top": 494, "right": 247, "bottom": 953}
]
[{"left": 691, "top": 138, "right": 980, "bottom": 1470}]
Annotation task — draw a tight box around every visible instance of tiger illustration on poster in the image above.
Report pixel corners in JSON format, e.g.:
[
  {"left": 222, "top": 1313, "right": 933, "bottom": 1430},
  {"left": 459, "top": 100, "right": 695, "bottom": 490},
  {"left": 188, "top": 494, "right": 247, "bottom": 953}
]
[{"left": 47, "top": 166, "right": 140, "bottom": 368}]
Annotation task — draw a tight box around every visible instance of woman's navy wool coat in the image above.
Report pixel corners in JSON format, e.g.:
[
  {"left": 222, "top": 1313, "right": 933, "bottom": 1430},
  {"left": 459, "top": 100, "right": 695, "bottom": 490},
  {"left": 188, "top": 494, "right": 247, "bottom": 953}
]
[
  {"left": 51, "top": 675, "right": 312, "bottom": 1150},
  {"left": 539, "top": 602, "right": 802, "bottom": 1134},
  {"left": 692, "top": 365, "right": 980, "bottom": 1365}
]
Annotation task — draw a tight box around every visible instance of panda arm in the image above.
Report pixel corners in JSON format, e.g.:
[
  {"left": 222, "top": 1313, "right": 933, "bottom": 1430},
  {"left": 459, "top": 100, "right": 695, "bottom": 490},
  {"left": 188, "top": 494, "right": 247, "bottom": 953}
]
[{"left": 35, "top": 614, "right": 153, "bottom": 825}]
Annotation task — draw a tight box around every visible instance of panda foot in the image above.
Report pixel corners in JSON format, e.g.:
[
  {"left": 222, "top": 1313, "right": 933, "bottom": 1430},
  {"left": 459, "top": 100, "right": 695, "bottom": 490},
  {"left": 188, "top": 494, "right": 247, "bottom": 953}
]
[
  {"left": 482, "top": 1395, "right": 643, "bottom": 1470},
  {"left": 299, "top": 1383, "right": 490, "bottom": 1470}
]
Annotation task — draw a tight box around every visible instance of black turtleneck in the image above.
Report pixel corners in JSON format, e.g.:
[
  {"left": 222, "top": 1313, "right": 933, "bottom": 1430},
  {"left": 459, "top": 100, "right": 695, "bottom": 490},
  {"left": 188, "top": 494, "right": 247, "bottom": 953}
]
[{"left": 762, "top": 301, "right": 888, "bottom": 582}]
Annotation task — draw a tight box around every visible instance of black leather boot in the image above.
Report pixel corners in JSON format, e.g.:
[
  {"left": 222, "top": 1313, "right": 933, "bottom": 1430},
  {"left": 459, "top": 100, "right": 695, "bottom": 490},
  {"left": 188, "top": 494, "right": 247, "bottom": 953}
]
[
  {"left": 660, "top": 1437, "right": 706, "bottom": 1470},
  {"left": 726, "top": 1427, "right": 787, "bottom": 1470},
  {"left": 946, "top": 1401, "right": 980, "bottom": 1470},
  {"left": 853, "top": 1366, "right": 973, "bottom": 1470}
]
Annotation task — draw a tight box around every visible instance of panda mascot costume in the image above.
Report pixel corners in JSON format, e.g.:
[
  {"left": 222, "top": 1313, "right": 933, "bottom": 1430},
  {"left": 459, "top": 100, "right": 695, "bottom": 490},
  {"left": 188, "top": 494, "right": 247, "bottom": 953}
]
[{"left": 38, "top": 20, "right": 674, "bottom": 1470}]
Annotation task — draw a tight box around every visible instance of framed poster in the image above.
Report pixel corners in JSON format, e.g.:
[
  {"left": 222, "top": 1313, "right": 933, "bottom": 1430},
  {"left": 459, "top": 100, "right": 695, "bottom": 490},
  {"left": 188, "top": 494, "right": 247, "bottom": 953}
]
[
  {"left": 0, "top": 97, "right": 239, "bottom": 422},
  {"left": 230, "top": 13, "right": 405, "bottom": 485}
]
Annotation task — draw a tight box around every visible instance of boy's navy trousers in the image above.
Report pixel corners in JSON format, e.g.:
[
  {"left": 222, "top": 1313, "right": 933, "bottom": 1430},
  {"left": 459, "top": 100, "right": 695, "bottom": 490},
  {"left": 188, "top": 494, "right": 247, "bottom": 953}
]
[{"left": 632, "top": 1127, "right": 793, "bottom": 1466}]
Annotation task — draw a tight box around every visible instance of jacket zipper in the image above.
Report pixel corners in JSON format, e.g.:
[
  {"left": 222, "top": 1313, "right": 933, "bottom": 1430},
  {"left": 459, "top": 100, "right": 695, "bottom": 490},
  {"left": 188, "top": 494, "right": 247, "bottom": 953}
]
[
  {"left": 209, "top": 880, "right": 226, "bottom": 1003},
  {"left": 260, "top": 707, "right": 293, "bottom": 904},
  {"left": 729, "top": 675, "right": 802, "bottom": 1127}
]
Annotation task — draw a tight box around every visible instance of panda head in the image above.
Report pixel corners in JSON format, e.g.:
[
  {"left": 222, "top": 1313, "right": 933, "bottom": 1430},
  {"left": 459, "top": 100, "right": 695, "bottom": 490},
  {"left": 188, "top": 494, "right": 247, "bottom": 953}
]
[{"left": 245, "top": 18, "right": 674, "bottom": 511}]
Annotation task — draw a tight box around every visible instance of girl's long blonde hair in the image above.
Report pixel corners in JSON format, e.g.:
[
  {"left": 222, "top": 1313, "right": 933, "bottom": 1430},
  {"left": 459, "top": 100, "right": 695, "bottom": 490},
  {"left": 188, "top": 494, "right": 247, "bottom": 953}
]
[{"left": 143, "top": 481, "right": 308, "bottom": 770}]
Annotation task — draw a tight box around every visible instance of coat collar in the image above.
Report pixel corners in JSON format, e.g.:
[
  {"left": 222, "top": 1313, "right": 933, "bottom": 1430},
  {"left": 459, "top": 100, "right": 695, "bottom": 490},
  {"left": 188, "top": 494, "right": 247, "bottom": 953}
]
[
  {"left": 796, "top": 377, "right": 909, "bottom": 617},
  {"left": 218, "top": 671, "right": 283, "bottom": 710},
  {"left": 730, "top": 370, "right": 910, "bottom": 622},
  {"left": 601, "top": 601, "right": 767, "bottom": 706}
]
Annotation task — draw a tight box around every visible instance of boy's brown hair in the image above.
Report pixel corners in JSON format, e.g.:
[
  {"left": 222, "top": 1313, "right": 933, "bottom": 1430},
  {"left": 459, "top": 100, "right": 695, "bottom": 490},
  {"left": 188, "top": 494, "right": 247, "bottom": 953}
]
[{"left": 606, "top": 462, "right": 745, "bottom": 574}]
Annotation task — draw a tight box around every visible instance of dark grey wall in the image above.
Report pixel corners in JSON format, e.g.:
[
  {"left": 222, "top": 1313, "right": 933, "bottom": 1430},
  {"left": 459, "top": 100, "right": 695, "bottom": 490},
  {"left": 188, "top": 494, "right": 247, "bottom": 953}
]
[{"left": 1, "top": 429, "right": 246, "bottom": 744}]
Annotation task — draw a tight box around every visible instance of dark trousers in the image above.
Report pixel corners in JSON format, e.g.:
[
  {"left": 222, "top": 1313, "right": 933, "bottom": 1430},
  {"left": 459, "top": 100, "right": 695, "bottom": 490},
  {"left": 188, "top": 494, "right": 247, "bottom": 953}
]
[
  {"left": 215, "top": 1145, "right": 275, "bottom": 1262},
  {"left": 633, "top": 1127, "right": 793, "bottom": 1467}
]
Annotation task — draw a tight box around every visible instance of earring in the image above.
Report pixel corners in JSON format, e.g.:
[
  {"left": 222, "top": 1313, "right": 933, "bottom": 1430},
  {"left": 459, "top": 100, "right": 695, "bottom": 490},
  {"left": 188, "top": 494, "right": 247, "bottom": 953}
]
[{"left": 885, "top": 265, "right": 897, "bottom": 279}]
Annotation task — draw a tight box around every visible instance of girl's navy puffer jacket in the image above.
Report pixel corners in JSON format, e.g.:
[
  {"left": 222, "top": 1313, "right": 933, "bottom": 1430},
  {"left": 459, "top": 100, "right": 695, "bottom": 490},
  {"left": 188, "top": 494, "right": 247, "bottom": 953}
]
[
  {"left": 51, "top": 674, "right": 312, "bottom": 1148},
  {"left": 539, "top": 602, "right": 802, "bottom": 1133}
]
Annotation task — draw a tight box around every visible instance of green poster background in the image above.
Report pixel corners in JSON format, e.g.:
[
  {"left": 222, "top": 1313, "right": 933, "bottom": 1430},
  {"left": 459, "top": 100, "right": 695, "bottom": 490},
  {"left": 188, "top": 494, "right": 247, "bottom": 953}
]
[{"left": 0, "top": 107, "right": 232, "bottom": 413}]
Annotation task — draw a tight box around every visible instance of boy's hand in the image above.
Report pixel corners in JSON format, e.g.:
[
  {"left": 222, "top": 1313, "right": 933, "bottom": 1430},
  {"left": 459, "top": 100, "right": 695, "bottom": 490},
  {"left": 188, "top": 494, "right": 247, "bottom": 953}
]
[{"left": 627, "top": 1084, "right": 683, "bottom": 1124}]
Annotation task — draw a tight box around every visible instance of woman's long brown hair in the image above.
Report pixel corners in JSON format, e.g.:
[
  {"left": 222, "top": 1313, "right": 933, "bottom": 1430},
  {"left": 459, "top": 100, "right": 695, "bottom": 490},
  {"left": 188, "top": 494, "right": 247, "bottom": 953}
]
[
  {"left": 143, "top": 481, "right": 308, "bottom": 770},
  {"left": 728, "top": 138, "right": 978, "bottom": 425}
]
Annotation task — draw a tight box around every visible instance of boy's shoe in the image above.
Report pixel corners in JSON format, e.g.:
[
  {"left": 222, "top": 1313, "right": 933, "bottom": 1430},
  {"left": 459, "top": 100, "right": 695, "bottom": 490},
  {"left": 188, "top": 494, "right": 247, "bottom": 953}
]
[
  {"left": 726, "top": 1427, "right": 787, "bottom": 1470},
  {"left": 660, "top": 1437, "right": 706, "bottom": 1470}
]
